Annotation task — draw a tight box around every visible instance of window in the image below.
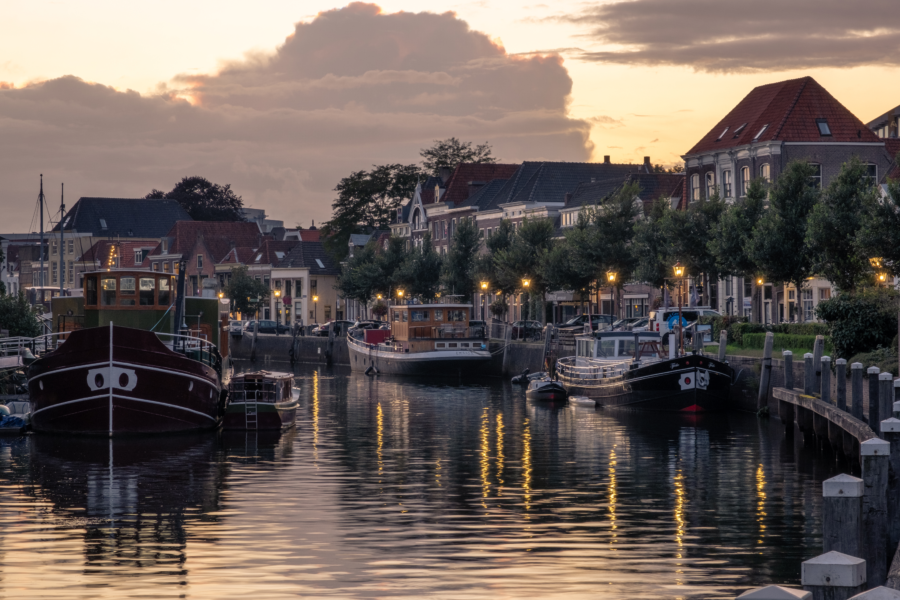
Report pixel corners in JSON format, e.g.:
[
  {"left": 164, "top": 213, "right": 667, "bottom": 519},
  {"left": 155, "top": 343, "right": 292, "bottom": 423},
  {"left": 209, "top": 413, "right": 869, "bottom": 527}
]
[
  {"left": 752, "top": 124, "right": 769, "bottom": 142},
  {"left": 139, "top": 278, "right": 155, "bottom": 306},
  {"left": 197, "top": 254, "right": 203, "bottom": 269},
  {"left": 100, "top": 218, "right": 108, "bottom": 230},
  {"left": 706, "top": 172, "right": 715, "bottom": 198},
  {"left": 442, "top": 221, "right": 448, "bottom": 239},
  {"left": 691, "top": 174, "right": 700, "bottom": 201},
  {"left": 85, "top": 276, "right": 98, "bottom": 305},
  {"left": 264, "top": 276, "right": 270, "bottom": 288},
  {"left": 411, "top": 310, "right": 429, "bottom": 321},
  {"left": 401, "top": 311, "right": 408, "bottom": 322},
  {"left": 324, "top": 306, "right": 331, "bottom": 321},
  {"left": 788, "top": 289, "right": 796, "bottom": 301},
  {"left": 759, "top": 163, "right": 770, "bottom": 182},
  {"left": 119, "top": 276, "right": 136, "bottom": 306},
  {"left": 67, "top": 262, "right": 73, "bottom": 284},
  {"left": 819, "top": 288, "right": 831, "bottom": 301},
  {"left": 393, "top": 310, "right": 400, "bottom": 322},
  {"left": 802, "top": 289, "right": 814, "bottom": 322},
  {"left": 295, "top": 280, "right": 303, "bottom": 297},
  {"left": 163, "top": 261, "right": 169, "bottom": 273},
  {"left": 448, "top": 310, "right": 466, "bottom": 322},
  {"left": 153, "top": 262, "right": 159, "bottom": 272},
  {"left": 310, "top": 279, "right": 317, "bottom": 295},
  {"left": 159, "top": 278, "right": 172, "bottom": 305},
  {"left": 434, "top": 310, "right": 443, "bottom": 321},
  {"left": 732, "top": 123, "right": 747, "bottom": 137},
  {"left": 740, "top": 166, "right": 750, "bottom": 197},
  {"left": 479, "top": 228, "right": 484, "bottom": 238},
  {"left": 101, "top": 277, "right": 117, "bottom": 306},
  {"left": 487, "top": 228, "right": 492, "bottom": 238},
  {"left": 134, "top": 249, "right": 144, "bottom": 264},
  {"left": 722, "top": 170, "right": 732, "bottom": 197},
  {"left": 866, "top": 164, "right": 877, "bottom": 186},
  {"left": 51, "top": 262, "right": 57, "bottom": 284},
  {"left": 51, "top": 240, "right": 57, "bottom": 256},
  {"left": 451, "top": 218, "right": 457, "bottom": 238},
  {"left": 67, "top": 239, "right": 74, "bottom": 255},
  {"left": 809, "top": 164, "right": 822, "bottom": 188},
  {"left": 716, "top": 127, "right": 729, "bottom": 141},
  {"left": 816, "top": 118, "right": 831, "bottom": 136},
  {"left": 725, "top": 278, "right": 733, "bottom": 297}
]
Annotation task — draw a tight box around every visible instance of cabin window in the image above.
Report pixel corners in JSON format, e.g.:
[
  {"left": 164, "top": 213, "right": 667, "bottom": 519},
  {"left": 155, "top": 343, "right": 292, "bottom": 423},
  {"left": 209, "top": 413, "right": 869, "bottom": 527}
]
[
  {"left": 393, "top": 311, "right": 400, "bottom": 322},
  {"left": 411, "top": 310, "right": 428, "bottom": 322},
  {"left": 401, "top": 311, "right": 408, "bottom": 322},
  {"left": 599, "top": 339, "right": 617, "bottom": 357},
  {"left": 158, "top": 277, "right": 172, "bottom": 306},
  {"left": 86, "top": 276, "right": 98, "bottom": 306},
  {"left": 139, "top": 278, "right": 156, "bottom": 306},
  {"left": 448, "top": 342, "right": 458, "bottom": 348},
  {"left": 436, "top": 343, "right": 445, "bottom": 348},
  {"left": 101, "top": 277, "right": 117, "bottom": 306},
  {"left": 433, "top": 310, "right": 443, "bottom": 321},
  {"left": 448, "top": 310, "right": 466, "bottom": 322},
  {"left": 119, "top": 277, "right": 136, "bottom": 306}
]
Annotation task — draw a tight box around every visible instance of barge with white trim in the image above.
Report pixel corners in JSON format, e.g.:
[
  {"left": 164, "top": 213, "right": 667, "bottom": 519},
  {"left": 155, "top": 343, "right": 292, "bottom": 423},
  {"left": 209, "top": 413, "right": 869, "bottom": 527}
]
[
  {"left": 27, "top": 267, "right": 230, "bottom": 435},
  {"left": 347, "top": 303, "right": 490, "bottom": 376}
]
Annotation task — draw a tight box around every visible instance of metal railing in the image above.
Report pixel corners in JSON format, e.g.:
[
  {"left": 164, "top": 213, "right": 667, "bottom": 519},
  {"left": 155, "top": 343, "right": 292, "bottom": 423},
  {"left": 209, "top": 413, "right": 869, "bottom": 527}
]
[{"left": 556, "top": 356, "right": 632, "bottom": 385}]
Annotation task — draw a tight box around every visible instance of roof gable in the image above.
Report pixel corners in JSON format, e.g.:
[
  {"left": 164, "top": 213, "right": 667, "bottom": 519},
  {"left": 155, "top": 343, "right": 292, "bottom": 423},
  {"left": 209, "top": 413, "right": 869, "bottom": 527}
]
[
  {"left": 277, "top": 241, "right": 340, "bottom": 275},
  {"left": 55, "top": 197, "right": 192, "bottom": 238},
  {"left": 440, "top": 163, "right": 520, "bottom": 207},
  {"left": 152, "top": 221, "right": 262, "bottom": 263}
]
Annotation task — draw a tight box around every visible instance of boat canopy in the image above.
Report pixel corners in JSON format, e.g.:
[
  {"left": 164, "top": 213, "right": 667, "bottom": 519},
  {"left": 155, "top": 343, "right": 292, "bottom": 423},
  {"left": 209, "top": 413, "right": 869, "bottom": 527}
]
[{"left": 575, "top": 331, "right": 661, "bottom": 360}]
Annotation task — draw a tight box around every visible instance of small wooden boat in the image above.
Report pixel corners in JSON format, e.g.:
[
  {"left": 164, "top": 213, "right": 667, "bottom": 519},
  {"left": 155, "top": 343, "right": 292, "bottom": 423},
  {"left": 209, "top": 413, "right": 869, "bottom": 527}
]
[
  {"left": 224, "top": 371, "right": 299, "bottom": 430},
  {"left": 525, "top": 377, "right": 568, "bottom": 402}
]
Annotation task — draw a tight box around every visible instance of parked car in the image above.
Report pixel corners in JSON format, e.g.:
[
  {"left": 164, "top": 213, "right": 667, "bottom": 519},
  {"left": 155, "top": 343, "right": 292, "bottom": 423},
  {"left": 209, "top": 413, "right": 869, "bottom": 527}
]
[
  {"left": 612, "top": 317, "right": 642, "bottom": 330},
  {"left": 557, "top": 314, "right": 616, "bottom": 333},
  {"left": 648, "top": 307, "right": 720, "bottom": 345},
  {"left": 229, "top": 320, "right": 244, "bottom": 337},
  {"left": 511, "top": 320, "right": 543, "bottom": 341},
  {"left": 312, "top": 320, "right": 356, "bottom": 337},
  {"left": 352, "top": 320, "right": 384, "bottom": 330},
  {"left": 244, "top": 320, "right": 291, "bottom": 334},
  {"left": 469, "top": 320, "right": 487, "bottom": 339}
]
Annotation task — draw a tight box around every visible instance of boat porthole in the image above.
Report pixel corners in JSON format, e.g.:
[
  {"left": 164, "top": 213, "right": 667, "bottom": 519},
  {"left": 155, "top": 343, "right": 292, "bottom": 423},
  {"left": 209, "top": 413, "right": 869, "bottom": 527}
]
[
  {"left": 39, "top": 380, "right": 44, "bottom": 390},
  {"left": 95, "top": 373, "right": 104, "bottom": 388},
  {"left": 189, "top": 381, "right": 194, "bottom": 391}
]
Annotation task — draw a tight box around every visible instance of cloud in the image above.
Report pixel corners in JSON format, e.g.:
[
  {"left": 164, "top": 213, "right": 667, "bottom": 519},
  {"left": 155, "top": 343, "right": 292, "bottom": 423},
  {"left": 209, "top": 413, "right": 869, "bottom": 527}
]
[
  {"left": 564, "top": 0, "right": 900, "bottom": 72},
  {"left": 0, "top": 2, "right": 590, "bottom": 230}
]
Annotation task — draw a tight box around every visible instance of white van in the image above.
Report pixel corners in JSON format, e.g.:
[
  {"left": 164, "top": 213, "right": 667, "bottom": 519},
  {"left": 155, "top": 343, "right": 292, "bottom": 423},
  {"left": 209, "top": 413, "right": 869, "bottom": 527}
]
[{"left": 648, "top": 307, "right": 720, "bottom": 345}]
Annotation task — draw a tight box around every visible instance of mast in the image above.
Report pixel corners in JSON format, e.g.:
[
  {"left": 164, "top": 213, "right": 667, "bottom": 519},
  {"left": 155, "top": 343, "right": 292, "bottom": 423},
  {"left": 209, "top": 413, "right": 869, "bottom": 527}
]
[
  {"left": 60, "top": 183, "right": 65, "bottom": 295},
  {"left": 39, "top": 174, "right": 45, "bottom": 288}
]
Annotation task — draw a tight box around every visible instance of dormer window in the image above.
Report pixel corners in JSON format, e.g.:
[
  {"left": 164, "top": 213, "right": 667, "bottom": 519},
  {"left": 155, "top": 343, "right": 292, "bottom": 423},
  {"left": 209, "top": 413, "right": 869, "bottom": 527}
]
[
  {"left": 99, "top": 219, "right": 108, "bottom": 231},
  {"left": 716, "top": 127, "right": 729, "bottom": 141},
  {"left": 816, "top": 119, "right": 832, "bottom": 136},
  {"left": 752, "top": 124, "right": 769, "bottom": 142},
  {"left": 732, "top": 123, "right": 747, "bottom": 138}
]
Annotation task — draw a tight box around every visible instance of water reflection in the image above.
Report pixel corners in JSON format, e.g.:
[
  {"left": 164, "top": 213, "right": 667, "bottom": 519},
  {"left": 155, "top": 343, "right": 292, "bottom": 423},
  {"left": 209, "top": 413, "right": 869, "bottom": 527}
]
[{"left": 0, "top": 364, "right": 843, "bottom": 599}]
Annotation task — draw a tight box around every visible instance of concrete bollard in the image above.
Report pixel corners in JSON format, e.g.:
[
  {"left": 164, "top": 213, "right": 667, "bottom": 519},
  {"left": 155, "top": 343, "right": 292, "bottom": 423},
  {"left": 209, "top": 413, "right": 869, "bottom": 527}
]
[
  {"left": 870, "top": 367, "right": 882, "bottom": 426},
  {"left": 848, "top": 587, "right": 900, "bottom": 599},
  {"left": 836, "top": 359, "right": 848, "bottom": 412},
  {"left": 822, "top": 356, "right": 833, "bottom": 405},
  {"left": 802, "top": 551, "right": 866, "bottom": 600},
  {"left": 805, "top": 353, "right": 815, "bottom": 395},
  {"left": 880, "top": 373, "right": 893, "bottom": 432},
  {"left": 737, "top": 586, "right": 811, "bottom": 599},
  {"left": 719, "top": 329, "right": 728, "bottom": 361},
  {"left": 813, "top": 335, "right": 825, "bottom": 394},
  {"left": 895, "top": 399, "right": 900, "bottom": 420},
  {"left": 895, "top": 379, "right": 900, "bottom": 414},
  {"left": 882, "top": 418, "right": 900, "bottom": 556},
  {"left": 862, "top": 438, "right": 891, "bottom": 587},
  {"left": 758, "top": 332, "right": 775, "bottom": 411},
  {"left": 852, "top": 363, "right": 865, "bottom": 421},
  {"left": 785, "top": 351, "right": 795, "bottom": 390},
  {"left": 823, "top": 474, "right": 864, "bottom": 559}
]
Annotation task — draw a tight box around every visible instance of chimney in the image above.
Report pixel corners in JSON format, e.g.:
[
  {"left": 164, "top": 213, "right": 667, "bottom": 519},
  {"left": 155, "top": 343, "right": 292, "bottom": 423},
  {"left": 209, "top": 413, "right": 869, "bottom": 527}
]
[
  {"left": 564, "top": 192, "right": 572, "bottom": 205},
  {"left": 439, "top": 166, "right": 452, "bottom": 183},
  {"left": 643, "top": 156, "right": 651, "bottom": 172},
  {"left": 603, "top": 155, "right": 610, "bottom": 164}
]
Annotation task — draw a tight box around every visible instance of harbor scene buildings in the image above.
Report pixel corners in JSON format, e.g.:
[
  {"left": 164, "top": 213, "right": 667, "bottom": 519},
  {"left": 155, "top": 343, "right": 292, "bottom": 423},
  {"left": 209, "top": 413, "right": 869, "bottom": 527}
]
[{"left": 3, "top": 1, "right": 900, "bottom": 598}]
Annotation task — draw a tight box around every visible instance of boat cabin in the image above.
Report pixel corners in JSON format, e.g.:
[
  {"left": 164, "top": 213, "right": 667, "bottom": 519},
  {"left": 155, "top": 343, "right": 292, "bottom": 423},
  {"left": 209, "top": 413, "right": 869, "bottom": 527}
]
[
  {"left": 386, "top": 303, "right": 483, "bottom": 352},
  {"left": 229, "top": 371, "right": 294, "bottom": 404},
  {"left": 576, "top": 331, "right": 662, "bottom": 361}
]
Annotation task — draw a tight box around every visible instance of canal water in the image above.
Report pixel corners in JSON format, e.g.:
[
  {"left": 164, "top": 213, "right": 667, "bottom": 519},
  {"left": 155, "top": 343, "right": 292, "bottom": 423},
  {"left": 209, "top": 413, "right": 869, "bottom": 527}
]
[{"left": 0, "top": 363, "right": 846, "bottom": 599}]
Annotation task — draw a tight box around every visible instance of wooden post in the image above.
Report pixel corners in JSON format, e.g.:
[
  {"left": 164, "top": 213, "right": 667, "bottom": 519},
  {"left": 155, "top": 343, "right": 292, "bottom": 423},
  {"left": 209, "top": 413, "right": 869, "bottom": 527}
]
[
  {"left": 736, "top": 586, "right": 811, "bottom": 599},
  {"left": 801, "top": 551, "right": 866, "bottom": 600},
  {"left": 862, "top": 438, "right": 891, "bottom": 588},
  {"left": 758, "top": 332, "right": 775, "bottom": 411},
  {"left": 813, "top": 335, "right": 825, "bottom": 394},
  {"left": 852, "top": 363, "right": 865, "bottom": 421},
  {"left": 805, "top": 353, "right": 815, "bottom": 395},
  {"left": 880, "top": 373, "right": 893, "bottom": 432},
  {"left": 870, "top": 367, "right": 882, "bottom": 426},
  {"left": 823, "top": 474, "right": 864, "bottom": 559},
  {"left": 895, "top": 379, "right": 900, "bottom": 414},
  {"left": 895, "top": 399, "right": 900, "bottom": 420},
  {"left": 541, "top": 325, "right": 553, "bottom": 372},
  {"left": 881, "top": 418, "right": 900, "bottom": 556},
  {"left": 822, "top": 356, "right": 832, "bottom": 405},
  {"left": 693, "top": 325, "right": 703, "bottom": 354},
  {"left": 326, "top": 322, "right": 335, "bottom": 366},
  {"left": 836, "top": 359, "right": 848, "bottom": 412},
  {"left": 718, "top": 329, "right": 728, "bottom": 362},
  {"left": 846, "top": 587, "right": 900, "bottom": 599},
  {"left": 785, "top": 351, "right": 794, "bottom": 390},
  {"left": 501, "top": 323, "right": 513, "bottom": 376}
]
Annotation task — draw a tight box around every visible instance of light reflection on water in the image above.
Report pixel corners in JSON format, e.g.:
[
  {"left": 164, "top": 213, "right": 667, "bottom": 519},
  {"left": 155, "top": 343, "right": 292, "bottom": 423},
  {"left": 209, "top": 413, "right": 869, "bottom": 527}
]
[{"left": 0, "top": 363, "right": 847, "bottom": 599}]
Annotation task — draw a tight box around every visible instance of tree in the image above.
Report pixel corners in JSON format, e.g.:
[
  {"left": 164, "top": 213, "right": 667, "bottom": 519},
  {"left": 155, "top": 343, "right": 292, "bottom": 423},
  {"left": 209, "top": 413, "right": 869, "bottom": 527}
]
[
  {"left": 374, "top": 236, "right": 409, "bottom": 297},
  {"left": 858, "top": 177, "right": 900, "bottom": 278},
  {"left": 0, "top": 291, "right": 41, "bottom": 337},
  {"left": 493, "top": 217, "right": 555, "bottom": 320},
  {"left": 663, "top": 192, "right": 727, "bottom": 305},
  {"left": 320, "top": 164, "right": 421, "bottom": 261},
  {"left": 147, "top": 176, "right": 244, "bottom": 221},
  {"left": 223, "top": 265, "right": 270, "bottom": 318},
  {"left": 420, "top": 137, "right": 497, "bottom": 177},
  {"left": 710, "top": 179, "right": 766, "bottom": 278},
  {"left": 749, "top": 161, "right": 821, "bottom": 294},
  {"left": 806, "top": 157, "right": 879, "bottom": 292},
  {"left": 337, "top": 242, "right": 382, "bottom": 314},
  {"left": 442, "top": 218, "right": 481, "bottom": 301},
  {"left": 632, "top": 197, "right": 674, "bottom": 289},
  {"left": 397, "top": 234, "right": 443, "bottom": 300}
]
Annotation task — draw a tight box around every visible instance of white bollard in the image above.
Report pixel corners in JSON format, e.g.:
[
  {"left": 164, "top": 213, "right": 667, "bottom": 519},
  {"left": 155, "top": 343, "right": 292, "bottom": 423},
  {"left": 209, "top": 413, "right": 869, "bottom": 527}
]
[
  {"left": 737, "top": 585, "right": 811, "bottom": 599},
  {"left": 848, "top": 587, "right": 900, "bottom": 599},
  {"left": 802, "top": 551, "right": 866, "bottom": 599}
]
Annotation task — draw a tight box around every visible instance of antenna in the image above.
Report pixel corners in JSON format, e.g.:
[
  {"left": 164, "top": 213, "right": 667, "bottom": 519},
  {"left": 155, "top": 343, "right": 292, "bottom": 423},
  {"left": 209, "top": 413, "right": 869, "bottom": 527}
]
[
  {"left": 60, "top": 183, "right": 65, "bottom": 295},
  {"left": 39, "top": 174, "right": 45, "bottom": 289}
]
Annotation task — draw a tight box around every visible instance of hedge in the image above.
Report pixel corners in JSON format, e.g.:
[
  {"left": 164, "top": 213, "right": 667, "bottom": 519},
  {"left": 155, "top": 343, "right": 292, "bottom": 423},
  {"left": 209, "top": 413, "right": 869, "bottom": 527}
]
[
  {"left": 730, "top": 322, "right": 766, "bottom": 346},
  {"left": 742, "top": 332, "right": 833, "bottom": 353},
  {"left": 771, "top": 323, "right": 830, "bottom": 337},
  {"left": 699, "top": 315, "right": 747, "bottom": 341}
]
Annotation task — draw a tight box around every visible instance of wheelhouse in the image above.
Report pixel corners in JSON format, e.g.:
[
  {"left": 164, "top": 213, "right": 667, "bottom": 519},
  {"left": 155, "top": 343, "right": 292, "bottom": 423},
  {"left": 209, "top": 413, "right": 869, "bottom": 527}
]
[
  {"left": 576, "top": 331, "right": 662, "bottom": 361},
  {"left": 229, "top": 371, "right": 293, "bottom": 404}
]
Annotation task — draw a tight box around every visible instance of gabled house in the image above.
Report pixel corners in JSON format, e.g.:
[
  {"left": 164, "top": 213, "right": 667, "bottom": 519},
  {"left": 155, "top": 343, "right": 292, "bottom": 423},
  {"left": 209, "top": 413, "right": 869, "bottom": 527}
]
[{"left": 270, "top": 242, "right": 341, "bottom": 326}]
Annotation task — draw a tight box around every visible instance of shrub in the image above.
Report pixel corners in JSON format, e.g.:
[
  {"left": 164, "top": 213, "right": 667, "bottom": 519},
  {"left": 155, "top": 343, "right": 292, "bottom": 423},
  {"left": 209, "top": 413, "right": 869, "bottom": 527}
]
[
  {"left": 770, "top": 323, "right": 830, "bottom": 337},
  {"left": 730, "top": 322, "right": 766, "bottom": 346},
  {"left": 741, "top": 332, "right": 832, "bottom": 353},
  {"left": 699, "top": 314, "right": 747, "bottom": 342},
  {"left": 490, "top": 299, "right": 508, "bottom": 318},
  {"left": 816, "top": 287, "right": 898, "bottom": 359},
  {"left": 848, "top": 345, "right": 898, "bottom": 375},
  {"left": 0, "top": 292, "right": 42, "bottom": 337}
]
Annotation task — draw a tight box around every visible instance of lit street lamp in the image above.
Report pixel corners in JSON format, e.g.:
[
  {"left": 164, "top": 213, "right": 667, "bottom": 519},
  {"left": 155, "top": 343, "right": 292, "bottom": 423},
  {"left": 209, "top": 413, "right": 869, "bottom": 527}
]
[
  {"left": 313, "top": 294, "right": 319, "bottom": 324},
  {"left": 607, "top": 271, "right": 617, "bottom": 320},
  {"left": 673, "top": 262, "right": 685, "bottom": 355},
  {"left": 480, "top": 281, "right": 488, "bottom": 321}
]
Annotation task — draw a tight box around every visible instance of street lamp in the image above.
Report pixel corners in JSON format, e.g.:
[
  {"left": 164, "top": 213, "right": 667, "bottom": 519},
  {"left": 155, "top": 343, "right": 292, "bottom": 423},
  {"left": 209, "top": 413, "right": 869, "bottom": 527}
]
[
  {"left": 673, "top": 262, "right": 685, "bottom": 355},
  {"left": 480, "top": 281, "right": 488, "bottom": 321},
  {"left": 313, "top": 294, "right": 319, "bottom": 324},
  {"left": 273, "top": 289, "right": 282, "bottom": 333},
  {"left": 756, "top": 277, "right": 765, "bottom": 324},
  {"left": 607, "top": 271, "right": 618, "bottom": 320}
]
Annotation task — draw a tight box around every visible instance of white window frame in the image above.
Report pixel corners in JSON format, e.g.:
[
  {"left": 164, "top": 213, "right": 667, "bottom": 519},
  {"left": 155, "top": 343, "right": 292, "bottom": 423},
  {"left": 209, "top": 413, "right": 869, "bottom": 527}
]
[
  {"left": 691, "top": 174, "right": 700, "bottom": 202},
  {"left": 740, "top": 166, "right": 750, "bottom": 197},
  {"left": 809, "top": 163, "right": 822, "bottom": 188},
  {"left": 705, "top": 172, "right": 715, "bottom": 198},
  {"left": 759, "top": 163, "right": 770, "bottom": 182},
  {"left": 722, "top": 170, "right": 733, "bottom": 198}
]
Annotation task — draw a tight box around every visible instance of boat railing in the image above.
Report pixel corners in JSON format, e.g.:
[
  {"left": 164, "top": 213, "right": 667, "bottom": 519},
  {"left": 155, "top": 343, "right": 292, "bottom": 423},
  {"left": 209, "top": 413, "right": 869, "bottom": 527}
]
[
  {"left": 155, "top": 332, "right": 220, "bottom": 370},
  {"left": 28, "top": 332, "right": 73, "bottom": 356},
  {"left": 556, "top": 356, "right": 632, "bottom": 384}
]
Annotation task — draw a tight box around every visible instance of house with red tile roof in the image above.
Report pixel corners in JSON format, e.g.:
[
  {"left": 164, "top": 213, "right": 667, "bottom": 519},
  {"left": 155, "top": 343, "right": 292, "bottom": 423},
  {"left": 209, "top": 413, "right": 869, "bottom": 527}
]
[{"left": 73, "top": 240, "right": 159, "bottom": 284}]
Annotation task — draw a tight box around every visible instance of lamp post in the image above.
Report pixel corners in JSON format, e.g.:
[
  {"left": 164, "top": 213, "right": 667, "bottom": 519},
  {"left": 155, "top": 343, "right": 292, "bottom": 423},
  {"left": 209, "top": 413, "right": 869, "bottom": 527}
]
[
  {"left": 480, "top": 281, "right": 488, "bottom": 321},
  {"left": 313, "top": 295, "right": 319, "bottom": 324},
  {"left": 756, "top": 277, "right": 764, "bottom": 325},
  {"left": 871, "top": 257, "right": 898, "bottom": 375},
  {"left": 673, "top": 262, "right": 685, "bottom": 356},
  {"left": 521, "top": 278, "right": 530, "bottom": 321},
  {"left": 274, "top": 289, "right": 282, "bottom": 335},
  {"left": 607, "top": 271, "right": 618, "bottom": 321}
]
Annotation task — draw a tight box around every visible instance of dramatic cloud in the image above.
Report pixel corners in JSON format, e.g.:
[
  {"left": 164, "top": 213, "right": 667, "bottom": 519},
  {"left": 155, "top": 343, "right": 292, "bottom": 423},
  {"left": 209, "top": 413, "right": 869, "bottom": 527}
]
[
  {"left": 0, "top": 2, "right": 591, "bottom": 230},
  {"left": 566, "top": 0, "right": 900, "bottom": 72}
]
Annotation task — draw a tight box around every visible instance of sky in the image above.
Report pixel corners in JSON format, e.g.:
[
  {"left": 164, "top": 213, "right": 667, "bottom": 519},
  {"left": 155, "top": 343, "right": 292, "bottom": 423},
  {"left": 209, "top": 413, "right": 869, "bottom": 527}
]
[{"left": 2, "top": 0, "right": 900, "bottom": 232}]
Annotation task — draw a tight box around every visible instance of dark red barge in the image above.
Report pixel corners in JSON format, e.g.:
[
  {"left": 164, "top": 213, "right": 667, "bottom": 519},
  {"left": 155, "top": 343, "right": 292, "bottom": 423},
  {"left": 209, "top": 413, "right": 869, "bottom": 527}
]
[{"left": 27, "top": 268, "right": 231, "bottom": 436}]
